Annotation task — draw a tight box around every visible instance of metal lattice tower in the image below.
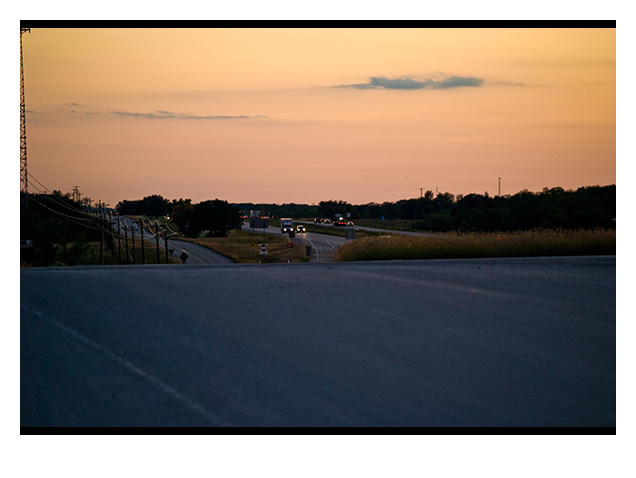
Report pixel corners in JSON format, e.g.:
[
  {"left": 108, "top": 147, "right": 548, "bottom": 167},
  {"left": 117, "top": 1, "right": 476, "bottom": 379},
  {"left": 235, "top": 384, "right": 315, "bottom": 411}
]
[{"left": 21, "top": 28, "right": 30, "bottom": 208}]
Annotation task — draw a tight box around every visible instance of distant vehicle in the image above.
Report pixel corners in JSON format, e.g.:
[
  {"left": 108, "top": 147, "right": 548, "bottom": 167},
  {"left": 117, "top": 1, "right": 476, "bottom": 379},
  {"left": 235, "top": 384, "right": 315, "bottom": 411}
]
[
  {"left": 281, "top": 218, "right": 293, "bottom": 234},
  {"left": 323, "top": 219, "right": 331, "bottom": 224},
  {"left": 296, "top": 225, "right": 306, "bottom": 233},
  {"left": 346, "top": 221, "right": 354, "bottom": 227},
  {"left": 334, "top": 219, "right": 347, "bottom": 227},
  {"left": 314, "top": 218, "right": 322, "bottom": 223}
]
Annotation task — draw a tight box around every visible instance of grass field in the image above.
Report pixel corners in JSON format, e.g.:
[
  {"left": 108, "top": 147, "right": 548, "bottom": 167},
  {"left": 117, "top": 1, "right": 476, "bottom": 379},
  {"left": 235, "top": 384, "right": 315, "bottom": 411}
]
[
  {"left": 334, "top": 229, "right": 616, "bottom": 262},
  {"left": 178, "top": 229, "right": 309, "bottom": 263}
]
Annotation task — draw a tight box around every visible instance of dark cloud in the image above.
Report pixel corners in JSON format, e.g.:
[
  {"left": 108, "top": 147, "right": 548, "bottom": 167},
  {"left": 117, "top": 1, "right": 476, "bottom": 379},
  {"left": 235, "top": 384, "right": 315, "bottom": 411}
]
[
  {"left": 433, "top": 76, "right": 483, "bottom": 89},
  {"left": 334, "top": 75, "right": 484, "bottom": 90},
  {"left": 107, "top": 110, "right": 266, "bottom": 120}
]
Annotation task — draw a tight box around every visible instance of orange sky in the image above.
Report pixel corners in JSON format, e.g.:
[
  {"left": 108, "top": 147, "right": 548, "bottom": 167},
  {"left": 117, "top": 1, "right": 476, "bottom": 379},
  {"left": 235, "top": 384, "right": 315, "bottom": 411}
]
[{"left": 23, "top": 28, "right": 615, "bottom": 206}]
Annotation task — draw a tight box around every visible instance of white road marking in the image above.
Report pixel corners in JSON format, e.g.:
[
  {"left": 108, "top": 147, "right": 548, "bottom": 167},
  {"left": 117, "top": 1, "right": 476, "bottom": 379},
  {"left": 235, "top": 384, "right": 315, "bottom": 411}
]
[
  {"left": 306, "top": 237, "right": 320, "bottom": 262},
  {"left": 325, "top": 241, "right": 336, "bottom": 250},
  {"left": 25, "top": 307, "right": 233, "bottom": 427}
]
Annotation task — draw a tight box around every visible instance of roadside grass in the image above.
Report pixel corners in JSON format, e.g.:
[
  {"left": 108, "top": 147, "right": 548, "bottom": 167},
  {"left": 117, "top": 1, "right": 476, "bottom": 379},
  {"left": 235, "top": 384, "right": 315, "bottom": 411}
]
[
  {"left": 178, "top": 229, "right": 309, "bottom": 263},
  {"left": 334, "top": 229, "right": 616, "bottom": 262}
]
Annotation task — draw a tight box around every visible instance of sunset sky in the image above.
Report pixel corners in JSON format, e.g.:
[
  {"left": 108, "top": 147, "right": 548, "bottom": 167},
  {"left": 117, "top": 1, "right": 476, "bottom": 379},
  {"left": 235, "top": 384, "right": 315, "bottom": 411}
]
[{"left": 23, "top": 27, "right": 615, "bottom": 207}]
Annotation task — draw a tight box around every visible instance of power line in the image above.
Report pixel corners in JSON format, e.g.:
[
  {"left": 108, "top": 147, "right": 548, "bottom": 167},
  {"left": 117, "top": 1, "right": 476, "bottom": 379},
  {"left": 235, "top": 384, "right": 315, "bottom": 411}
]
[
  {"left": 27, "top": 194, "right": 104, "bottom": 231},
  {"left": 27, "top": 173, "right": 94, "bottom": 217},
  {"left": 26, "top": 190, "right": 132, "bottom": 241}
]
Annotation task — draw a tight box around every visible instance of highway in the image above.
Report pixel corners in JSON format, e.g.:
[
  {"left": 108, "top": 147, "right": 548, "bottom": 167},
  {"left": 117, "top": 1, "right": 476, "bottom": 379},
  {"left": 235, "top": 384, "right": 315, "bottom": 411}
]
[
  {"left": 20, "top": 255, "right": 615, "bottom": 427},
  {"left": 112, "top": 216, "right": 344, "bottom": 264},
  {"left": 242, "top": 222, "right": 346, "bottom": 262},
  {"left": 296, "top": 220, "right": 438, "bottom": 237}
]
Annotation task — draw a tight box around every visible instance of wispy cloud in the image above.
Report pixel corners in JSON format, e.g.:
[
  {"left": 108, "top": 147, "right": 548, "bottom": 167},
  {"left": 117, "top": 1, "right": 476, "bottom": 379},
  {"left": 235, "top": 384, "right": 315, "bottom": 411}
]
[
  {"left": 67, "top": 107, "right": 266, "bottom": 120},
  {"left": 490, "top": 81, "right": 526, "bottom": 87},
  {"left": 107, "top": 110, "right": 266, "bottom": 120},
  {"left": 334, "top": 75, "right": 484, "bottom": 90}
]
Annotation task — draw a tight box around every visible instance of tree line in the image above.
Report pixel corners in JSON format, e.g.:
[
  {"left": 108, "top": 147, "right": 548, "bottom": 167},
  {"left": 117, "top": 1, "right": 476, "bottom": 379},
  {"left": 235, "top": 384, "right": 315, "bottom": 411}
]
[
  {"left": 317, "top": 185, "right": 615, "bottom": 231},
  {"left": 116, "top": 196, "right": 242, "bottom": 238},
  {"left": 114, "top": 184, "right": 615, "bottom": 238}
]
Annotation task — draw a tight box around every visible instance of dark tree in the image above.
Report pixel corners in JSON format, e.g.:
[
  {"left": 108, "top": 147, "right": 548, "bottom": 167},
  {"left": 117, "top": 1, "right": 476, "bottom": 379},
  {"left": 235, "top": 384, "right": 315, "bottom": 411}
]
[
  {"left": 318, "top": 200, "right": 353, "bottom": 218},
  {"left": 186, "top": 199, "right": 242, "bottom": 237},
  {"left": 115, "top": 195, "right": 169, "bottom": 217},
  {"left": 170, "top": 198, "right": 193, "bottom": 233}
]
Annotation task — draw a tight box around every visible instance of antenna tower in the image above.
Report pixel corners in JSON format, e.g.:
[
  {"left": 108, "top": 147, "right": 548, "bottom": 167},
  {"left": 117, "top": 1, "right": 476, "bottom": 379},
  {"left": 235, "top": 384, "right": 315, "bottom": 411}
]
[{"left": 20, "top": 27, "right": 30, "bottom": 210}]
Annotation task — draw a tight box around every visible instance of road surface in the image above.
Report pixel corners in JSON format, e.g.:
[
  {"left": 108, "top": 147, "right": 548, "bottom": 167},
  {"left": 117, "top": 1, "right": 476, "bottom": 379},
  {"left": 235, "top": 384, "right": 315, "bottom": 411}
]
[{"left": 20, "top": 256, "right": 615, "bottom": 427}]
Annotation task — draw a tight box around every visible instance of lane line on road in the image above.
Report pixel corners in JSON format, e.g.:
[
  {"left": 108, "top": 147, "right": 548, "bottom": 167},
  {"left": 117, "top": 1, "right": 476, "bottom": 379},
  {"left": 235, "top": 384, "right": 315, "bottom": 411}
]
[
  {"left": 306, "top": 237, "right": 320, "bottom": 262},
  {"left": 325, "top": 240, "right": 336, "bottom": 250},
  {"left": 24, "top": 307, "right": 234, "bottom": 427}
]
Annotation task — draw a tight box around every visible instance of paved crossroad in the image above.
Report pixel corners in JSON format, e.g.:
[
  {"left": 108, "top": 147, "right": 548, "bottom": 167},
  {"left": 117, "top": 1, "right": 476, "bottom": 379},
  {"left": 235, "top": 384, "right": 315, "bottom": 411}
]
[{"left": 21, "top": 256, "right": 615, "bottom": 427}]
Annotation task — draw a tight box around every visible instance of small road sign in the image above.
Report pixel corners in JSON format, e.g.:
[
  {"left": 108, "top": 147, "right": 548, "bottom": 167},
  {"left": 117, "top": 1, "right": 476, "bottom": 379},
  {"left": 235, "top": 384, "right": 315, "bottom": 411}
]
[
  {"left": 259, "top": 243, "right": 268, "bottom": 255},
  {"left": 250, "top": 242, "right": 255, "bottom": 247},
  {"left": 179, "top": 251, "right": 189, "bottom": 264},
  {"left": 286, "top": 241, "right": 294, "bottom": 248},
  {"left": 286, "top": 258, "right": 291, "bottom": 263}
]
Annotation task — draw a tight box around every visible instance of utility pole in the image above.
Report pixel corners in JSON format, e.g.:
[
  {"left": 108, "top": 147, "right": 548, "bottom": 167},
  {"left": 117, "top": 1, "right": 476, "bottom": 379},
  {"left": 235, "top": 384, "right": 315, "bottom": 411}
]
[
  {"left": 117, "top": 217, "right": 122, "bottom": 265},
  {"left": 131, "top": 221, "right": 136, "bottom": 264},
  {"left": 498, "top": 177, "right": 501, "bottom": 197},
  {"left": 164, "top": 229, "right": 169, "bottom": 264},
  {"left": 139, "top": 219, "right": 145, "bottom": 264},
  {"left": 124, "top": 224, "right": 130, "bottom": 265},
  {"left": 109, "top": 223, "right": 115, "bottom": 261},
  {"left": 155, "top": 221, "right": 161, "bottom": 264},
  {"left": 99, "top": 200, "right": 103, "bottom": 265},
  {"left": 20, "top": 28, "right": 30, "bottom": 212}
]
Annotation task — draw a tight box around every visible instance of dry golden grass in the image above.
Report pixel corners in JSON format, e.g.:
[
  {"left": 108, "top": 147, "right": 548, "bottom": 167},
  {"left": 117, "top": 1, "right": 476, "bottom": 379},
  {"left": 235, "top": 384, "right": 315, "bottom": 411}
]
[{"left": 334, "top": 229, "right": 616, "bottom": 262}]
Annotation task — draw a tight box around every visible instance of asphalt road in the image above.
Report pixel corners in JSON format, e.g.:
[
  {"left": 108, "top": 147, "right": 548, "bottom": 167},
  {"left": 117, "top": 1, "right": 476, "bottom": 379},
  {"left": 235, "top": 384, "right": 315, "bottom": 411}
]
[{"left": 20, "top": 256, "right": 615, "bottom": 427}]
